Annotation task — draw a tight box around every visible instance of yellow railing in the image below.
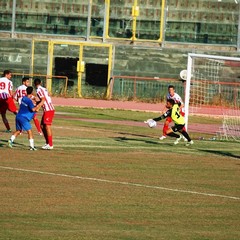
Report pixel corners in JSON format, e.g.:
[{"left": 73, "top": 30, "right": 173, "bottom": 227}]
[
  {"left": 104, "top": 0, "right": 165, "bottom": 43},
  {"left": 31, "top": 39, "right": 113, "bottom": 99}
]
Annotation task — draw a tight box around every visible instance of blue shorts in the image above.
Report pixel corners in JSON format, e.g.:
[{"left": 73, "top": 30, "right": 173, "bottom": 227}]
[{"left": 16, "top": 116, "right": 32, "bottom": 131}]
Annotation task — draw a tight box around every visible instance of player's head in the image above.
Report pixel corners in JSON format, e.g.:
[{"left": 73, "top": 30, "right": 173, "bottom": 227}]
[
  {"left": 22, "top": 77, "right": 30, "bottom": 86},
  {"left": 34, "top": 78, "right": 41, "bottom": 87},
  {"left": 3, "top": 70, "right": 12, "bottom": 79},
  {"left": 166, "top": 98, "right": 175, "bottom": 109},
  {"left": 168, "top": 85, "right": 175, "bottom": 97},
  {"left": 26, "top": 86, "right": 34, "bottom": 95}
]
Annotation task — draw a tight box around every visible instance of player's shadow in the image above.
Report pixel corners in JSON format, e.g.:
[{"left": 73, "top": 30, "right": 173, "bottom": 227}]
[
  {"left": 0, "top": 139, "right": 25, "bottom": 148},
  {"left": 114, "top": 137, "right": 159, "bottom": 145},
  {"left": 199, "top": 149, "right": 240, "bottom": 159},
  {"left": 118, "top": 132, "right": 154, "bottom": 138}
]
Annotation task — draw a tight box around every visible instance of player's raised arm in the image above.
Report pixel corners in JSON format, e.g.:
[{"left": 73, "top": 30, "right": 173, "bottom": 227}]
[
  {"left": 153, "top": 109, "right": 171, "bottom": 122},
  {"left": 144, "top": 109, "right": 171, "bottom": 128}
]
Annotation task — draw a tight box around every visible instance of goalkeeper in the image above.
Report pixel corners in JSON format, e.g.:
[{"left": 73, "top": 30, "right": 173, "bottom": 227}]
[
  {"left": 159, "top": 85, "right": 185, "bottom": 140},
  {"left": 146, "top": 98, "right": 193, "bottom": 146}
]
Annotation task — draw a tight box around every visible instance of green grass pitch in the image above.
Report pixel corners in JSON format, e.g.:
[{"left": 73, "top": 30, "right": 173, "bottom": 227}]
[{"left": 0, "top": 107, "right": 239, "bottom": 240}]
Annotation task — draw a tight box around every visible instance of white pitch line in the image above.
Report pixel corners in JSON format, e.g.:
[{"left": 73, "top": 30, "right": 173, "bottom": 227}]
[{"left": 0, "top": 166, "right": 239, "bottom": 201}]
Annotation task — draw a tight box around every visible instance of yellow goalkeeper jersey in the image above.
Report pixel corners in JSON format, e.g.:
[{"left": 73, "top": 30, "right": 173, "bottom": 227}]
[{"left": 171, "top": 104, "right": 185, "bottom": 125}]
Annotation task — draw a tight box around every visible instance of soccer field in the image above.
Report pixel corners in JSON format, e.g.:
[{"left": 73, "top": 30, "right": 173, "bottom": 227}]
[{"left": 0, "top": 107, "right": 239, "bottom": 240}]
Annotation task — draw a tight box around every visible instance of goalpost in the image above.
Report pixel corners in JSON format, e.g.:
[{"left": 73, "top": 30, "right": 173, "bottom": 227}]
[{"left": 185, "top": 53, "right": 240, "bottom": 141}]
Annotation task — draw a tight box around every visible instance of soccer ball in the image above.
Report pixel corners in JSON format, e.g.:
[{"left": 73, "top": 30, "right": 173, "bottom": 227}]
[{"left": 145, "top": 119, "right": 157, "bottom": 128}]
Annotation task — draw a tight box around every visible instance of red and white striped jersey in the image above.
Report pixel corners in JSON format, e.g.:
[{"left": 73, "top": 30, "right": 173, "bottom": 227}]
[
  {"left": 166, "top": 92, "right": 184, "bottom": 105},
  {"left": 14, "top": 84, "right": 27, "bottom": 104},
  {"left": 36, "top": 85, "right": 54, "bottom": 112},
  {"left": 0, "top": 77, "right": 13, "bottom": 99}
]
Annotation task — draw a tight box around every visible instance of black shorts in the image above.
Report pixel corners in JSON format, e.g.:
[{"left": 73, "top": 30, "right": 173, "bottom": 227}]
[{"left": 171, "top": 124, "right": 185, "bottom": 132}]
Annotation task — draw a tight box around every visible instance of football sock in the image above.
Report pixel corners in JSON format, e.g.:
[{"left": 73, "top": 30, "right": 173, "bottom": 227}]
[
  {"left": 167, "top": 132, "right": 180, "bottom": 138},
  {"left": 163, "top": 124, "right": 168, "bottom": 136},
  {"left": 48, "top": 136, "right": 53, "bottom": 147},
  {"left": 29, "top": 139, "right": 34, "bottom": 148},
  {"left": 33, "top": 118, "right": 41, "bottom": 133},
  {"left": 181, "top": 131, "right": 191, "bottom": 142},
  {"left": 10, "top": 135, "right": 15, "bottom": 142}
]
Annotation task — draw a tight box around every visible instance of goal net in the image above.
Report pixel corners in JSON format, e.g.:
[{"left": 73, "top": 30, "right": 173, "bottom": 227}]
[{"left": 185, "top": 53, "right": 240, "bottom": 141}]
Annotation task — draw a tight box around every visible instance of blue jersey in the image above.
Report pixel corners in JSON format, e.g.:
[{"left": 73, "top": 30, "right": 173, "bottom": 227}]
[{"left": 17, "top": 96, "right": 35, "bottom": 121}]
